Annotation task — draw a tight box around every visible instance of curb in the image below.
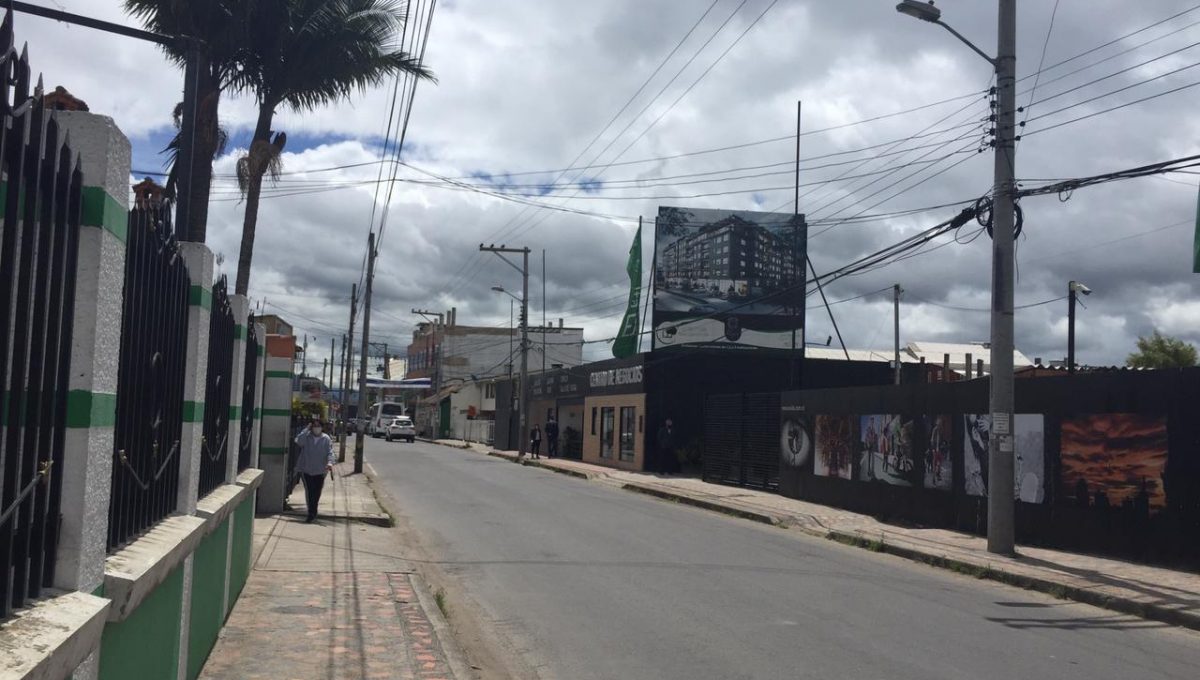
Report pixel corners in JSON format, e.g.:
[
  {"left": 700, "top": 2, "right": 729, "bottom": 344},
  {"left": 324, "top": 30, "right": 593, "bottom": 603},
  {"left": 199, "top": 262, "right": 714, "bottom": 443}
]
[
  {"left": 409, "top": 573, "right": 476, "bottom": 680},
  {"left": 826, "top": 529, "right": 1200, "bottom": 633},
  {"left": 621, "top": 483, "right": 789, "bottom": 527}
]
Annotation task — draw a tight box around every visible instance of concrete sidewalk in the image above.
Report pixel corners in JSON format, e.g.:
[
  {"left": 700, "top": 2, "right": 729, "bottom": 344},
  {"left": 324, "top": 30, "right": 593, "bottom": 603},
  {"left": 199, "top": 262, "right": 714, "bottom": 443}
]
[
  {"left": 198, "top": 462, "right": 467, "bottom": 680},
  {"left": 435, "top": 440, "right": 1200, "bottom": 632}
]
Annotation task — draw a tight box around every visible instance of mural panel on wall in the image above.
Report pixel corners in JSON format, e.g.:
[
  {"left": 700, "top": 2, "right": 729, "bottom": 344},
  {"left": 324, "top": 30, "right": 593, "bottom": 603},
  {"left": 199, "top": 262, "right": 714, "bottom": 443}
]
[
  {"left": 780, "top": 393, "right": 813, "bottom": 470},
  {"left": 858, "top": 414, "right": 915, "bottom": 486},
  {"left": 814, "top": 415, "right": 854, "bottom": 479},
  {"left": 963, "top": 414, "right": 1045, "bottom": 502},
  {"left": 923, "top": 415, "right": 953, "bottom": 491},
  {"left": 1061, "top": 414, "right": 1168, "bottom": 514}
]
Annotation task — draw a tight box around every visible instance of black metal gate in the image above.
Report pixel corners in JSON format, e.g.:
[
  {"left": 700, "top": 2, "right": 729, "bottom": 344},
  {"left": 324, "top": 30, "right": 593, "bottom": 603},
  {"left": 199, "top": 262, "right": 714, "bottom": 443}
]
[
  {"left": 0, "top": 8, "right": 83, "bottom": 617},
  {"left": 237, "top": 319, "right": 259, "bottom": 471},
  {"left": 702, "top": 392, "right": 781, "bottom": 490},
  {"left": 109, "top": 203, "right": 189, "bottom": 551},
  {"left": 199, "top": 277, "right": 235, "bottom": 497}
]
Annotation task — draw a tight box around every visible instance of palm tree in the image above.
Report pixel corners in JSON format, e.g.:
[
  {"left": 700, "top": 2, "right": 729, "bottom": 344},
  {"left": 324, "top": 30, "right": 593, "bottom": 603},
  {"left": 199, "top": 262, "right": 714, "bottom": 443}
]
[
  {"left": 125, "top": 1, "right": 251, "bottom": 242},
  {"left": 231, "top": 0, "right": 434, "bottom": 296}
]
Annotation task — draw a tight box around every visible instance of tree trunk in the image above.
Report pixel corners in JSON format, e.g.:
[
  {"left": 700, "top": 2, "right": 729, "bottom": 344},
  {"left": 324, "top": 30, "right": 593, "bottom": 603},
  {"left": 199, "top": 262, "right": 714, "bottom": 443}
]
[
  {"left": 185, "top": 60, "right": 221, "bottom": 243},
  {"left": 235, "top": 105, "right": 276, "bottom": 296}
]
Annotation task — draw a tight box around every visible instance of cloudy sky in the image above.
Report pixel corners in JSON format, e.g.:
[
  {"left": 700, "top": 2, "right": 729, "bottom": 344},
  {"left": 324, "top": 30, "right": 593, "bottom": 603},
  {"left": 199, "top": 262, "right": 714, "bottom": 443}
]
[{"left": 16, "top": 0, "right": 1200, "bottom": 374}]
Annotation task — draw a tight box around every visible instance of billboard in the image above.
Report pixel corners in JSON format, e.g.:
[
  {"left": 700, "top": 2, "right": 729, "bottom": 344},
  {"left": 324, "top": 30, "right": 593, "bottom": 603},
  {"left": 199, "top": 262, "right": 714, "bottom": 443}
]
[{"left": 652, "top": 206, "right": 806, "bottom": 350}]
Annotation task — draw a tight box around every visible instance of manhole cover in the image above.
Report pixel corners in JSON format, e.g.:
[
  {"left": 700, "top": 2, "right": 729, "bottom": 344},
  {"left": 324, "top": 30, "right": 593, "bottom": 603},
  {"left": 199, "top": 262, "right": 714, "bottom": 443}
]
[{"left": 271, "top": 605, "right": 327, "bottom": 615}]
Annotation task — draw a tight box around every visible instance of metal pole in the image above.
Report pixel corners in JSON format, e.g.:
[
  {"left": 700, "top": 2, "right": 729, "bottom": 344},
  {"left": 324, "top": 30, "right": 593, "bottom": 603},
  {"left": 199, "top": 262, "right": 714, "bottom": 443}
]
[
  {"left": 894, "top": 284, "right": 902, "bottom": 385},
  {"left": 520, "top": 249, "right": 530, "bottom": 459},
  {"left": 175, "top": 40, "right": 200, "bottom": 241},
  {"left": 987, "top": 0, "right": 1018, "bottom": 555},
  {"left": 509, "top": 299, "right": 514, "bottom": 375},
  {"left": 354, "top": 234, "right": 376, "bottom": 475},
  {"left": 542, "top": 249, "right": 547, "bottom": 376},
  {"left": 329, "top": 337, "right": 334, "bottom": 386},
  {"left": 1068, "top": 282, "right": 1076, "bottom": 375},
  {"left": 384, "top": 342, "right": 390, "bottom": 380},
  {"left": 791, "top": 100, "right": 802, "bottom": 389},
  {"left": 340, "top": 285, "right": 356, "bottom": 462}
]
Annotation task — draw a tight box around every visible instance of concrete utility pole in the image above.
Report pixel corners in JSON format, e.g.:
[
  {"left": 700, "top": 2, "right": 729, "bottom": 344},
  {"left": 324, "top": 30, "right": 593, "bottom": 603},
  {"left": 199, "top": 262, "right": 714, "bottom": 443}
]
[
  {"left": 340, "top": 284, "right": 357, "bottom": 463},
  {"left": 988, "top": 0, "right": 1018, "bottom": 556},
  {"left": 383, "top": 343, "right": 391, "bottom": 379},
  {"left": 896, "top": 0, "right": 1018, "bottom": 556},
  {"left": 480, "top": 244, "right": 531, "bottom": 458},
  {"left": 354, "top": 234, "right": 376, "bottom": 474},
  {"left": 893, "top": 284, "right": 902, "bottom": 385}
]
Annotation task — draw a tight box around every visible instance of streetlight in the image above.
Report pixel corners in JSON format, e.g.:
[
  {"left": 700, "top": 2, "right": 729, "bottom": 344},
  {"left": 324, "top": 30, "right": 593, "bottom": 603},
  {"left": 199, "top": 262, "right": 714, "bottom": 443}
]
[
  {"left": 898, "top": 0, "right": 1018, "bottom": 556},
  {"left": 1067, "top": 281, "right": 1091, "bottom": 374}
]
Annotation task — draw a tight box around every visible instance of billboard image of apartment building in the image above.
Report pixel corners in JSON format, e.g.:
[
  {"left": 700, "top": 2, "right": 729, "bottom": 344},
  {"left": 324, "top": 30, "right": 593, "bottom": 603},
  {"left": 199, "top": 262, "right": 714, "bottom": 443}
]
[{"left": 653, "top": 206, "right": 806, "bottom": 351}]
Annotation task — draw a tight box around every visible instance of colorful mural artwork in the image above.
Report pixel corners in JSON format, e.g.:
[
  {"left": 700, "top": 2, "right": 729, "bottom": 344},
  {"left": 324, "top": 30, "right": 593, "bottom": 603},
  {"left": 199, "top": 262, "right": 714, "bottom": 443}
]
[
  {"left": 1061, "top": 414, "right": 1168, "bottom": 513},
  {"left": 923, "top": 415, "right": 953, "bottom": 491},
  {"left": 814, "top": 415, "right": 854, "bottom": 479},
  {"left": 859, "top": 414, "right": 915, "bottom": 486}
]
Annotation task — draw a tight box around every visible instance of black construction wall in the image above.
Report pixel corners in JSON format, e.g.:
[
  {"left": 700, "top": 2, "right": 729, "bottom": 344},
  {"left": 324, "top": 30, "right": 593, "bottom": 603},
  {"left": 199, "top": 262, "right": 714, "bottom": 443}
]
[
  {"left": 647, "top": 353, "right": 906, "bottom": 473},
  {"left": 768, "top": 369, "right": 1200, "bottom": 568}
]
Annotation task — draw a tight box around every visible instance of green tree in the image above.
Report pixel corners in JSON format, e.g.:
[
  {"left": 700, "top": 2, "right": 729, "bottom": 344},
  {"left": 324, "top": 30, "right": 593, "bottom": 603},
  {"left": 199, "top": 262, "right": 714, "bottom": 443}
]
[
  {"left": 124, "top": 1, "right": 250, "bottom": 242},
  {"left": 231, "top": 0, "right": 435, "bottom": 296},
  {"left": 1126, "top": 331, "right": 1198, "bottom": 369}
]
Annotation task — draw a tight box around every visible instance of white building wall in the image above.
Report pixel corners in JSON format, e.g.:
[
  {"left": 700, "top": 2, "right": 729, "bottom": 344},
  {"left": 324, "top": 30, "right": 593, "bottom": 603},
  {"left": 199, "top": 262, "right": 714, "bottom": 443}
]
[{"left": 443, "top": 328, "right": 584, "bottom": 384}]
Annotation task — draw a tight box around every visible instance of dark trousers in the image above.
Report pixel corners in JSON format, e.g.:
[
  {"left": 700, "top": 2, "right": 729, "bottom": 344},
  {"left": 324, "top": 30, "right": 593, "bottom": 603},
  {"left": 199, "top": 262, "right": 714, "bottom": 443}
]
[
  {"left": 547, "top": 437, "right": 559, "bottom": 457},
  {"left": 301, "top": 473, "right": 326, "bottom": 520},
  {"left": 531, "top": 439, "right": 541, "bottom": 456}
]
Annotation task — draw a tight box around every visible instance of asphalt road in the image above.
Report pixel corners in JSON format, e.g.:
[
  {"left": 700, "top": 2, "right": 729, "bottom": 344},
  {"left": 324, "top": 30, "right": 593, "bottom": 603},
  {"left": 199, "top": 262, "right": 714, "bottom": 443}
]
[{"left": 367, "top": 439, "right": 1200, "bottom": 680}]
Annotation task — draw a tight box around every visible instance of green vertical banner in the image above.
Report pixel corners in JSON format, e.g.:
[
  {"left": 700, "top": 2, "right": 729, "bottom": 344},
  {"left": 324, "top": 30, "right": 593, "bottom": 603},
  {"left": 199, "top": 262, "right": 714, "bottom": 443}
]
[
  {"left": 613, "top": 221, "right": 643, "bottom": 358},
  {"left": 1194, "top": 183, "right": 1200, "bottom": 273}
]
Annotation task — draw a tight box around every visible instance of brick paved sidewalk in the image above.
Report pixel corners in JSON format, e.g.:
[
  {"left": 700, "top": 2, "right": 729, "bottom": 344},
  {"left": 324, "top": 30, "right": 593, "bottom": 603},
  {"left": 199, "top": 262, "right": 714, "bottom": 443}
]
[
  {"left": 199, "top": 463, "right": 465, "bottom": 680},
  {"left": 445, "top": 440, "right": 1200, "bottom": 632}
]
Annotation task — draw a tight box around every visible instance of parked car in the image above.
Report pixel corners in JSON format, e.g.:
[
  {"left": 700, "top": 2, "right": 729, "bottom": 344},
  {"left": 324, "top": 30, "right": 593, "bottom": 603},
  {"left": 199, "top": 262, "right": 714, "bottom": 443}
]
[{"left": 385, "top": 416, "right": 416, "bottom": 443}]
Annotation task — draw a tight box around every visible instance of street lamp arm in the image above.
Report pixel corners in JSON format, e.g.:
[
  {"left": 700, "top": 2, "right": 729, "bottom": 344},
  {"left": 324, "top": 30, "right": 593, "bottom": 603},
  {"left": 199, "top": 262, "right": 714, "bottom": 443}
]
[{"left": 934, "top": 20, "right": 997, "bottom": 66}]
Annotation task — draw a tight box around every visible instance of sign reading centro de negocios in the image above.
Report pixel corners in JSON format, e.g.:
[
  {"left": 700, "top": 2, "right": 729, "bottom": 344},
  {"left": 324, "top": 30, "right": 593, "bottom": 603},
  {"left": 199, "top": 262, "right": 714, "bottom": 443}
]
[
  {"left": 652, "top": 206, "right": 807, "bottom": 351},
  {"left": 589, "top": 365, "right": 643, "bottom": 389}
]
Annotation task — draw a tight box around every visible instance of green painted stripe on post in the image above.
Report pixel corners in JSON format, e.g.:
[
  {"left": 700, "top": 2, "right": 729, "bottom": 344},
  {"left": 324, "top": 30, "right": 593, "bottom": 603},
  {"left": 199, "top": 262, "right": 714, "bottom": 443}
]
[
  {"left": 261, "top": 408, "right": 291, "bottom": 417},
  {"left": 265, "top": 370, "right": 291, "bottom": 379},
  {"left": 184, "top": 401, "right": 206, "bottom": 423},
  {"left": 65, "top": 391, "right": 117, "bottom": 428},
  {"left": 260, "top": 446, "right": 288, "bottom": 455},
  {"left": 80, "top": 186, "right": 128, "bottom": 243},
  {"left": 189, "top": 285, "right": 212, "bottom": 310},
  {"left": 229, "top": 405, "right": 241, "bottom": 421},
  {"left": 257, "top": 344, "right": 265, "bottom": 357},
  {"left": 254, "top": 407, "right": 262, "bottom": 419},
  {"left": 234, "top": 324, "right": 246, "bottom": 340}
]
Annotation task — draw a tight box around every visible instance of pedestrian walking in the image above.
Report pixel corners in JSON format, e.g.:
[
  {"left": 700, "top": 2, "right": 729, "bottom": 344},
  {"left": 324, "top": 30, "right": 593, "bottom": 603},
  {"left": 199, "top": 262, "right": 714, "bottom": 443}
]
[
  {"left": 545, "top": 417, "right": 559, "bottom": 458},
  {"left": 530, "top": 424, "right": 542, "bottom": 459},
  {"left": 294, "top": 418, "right": 335, "bottom": 523},
  {"left": 656, "top": 418, "right": 677, "bottom": 474}
]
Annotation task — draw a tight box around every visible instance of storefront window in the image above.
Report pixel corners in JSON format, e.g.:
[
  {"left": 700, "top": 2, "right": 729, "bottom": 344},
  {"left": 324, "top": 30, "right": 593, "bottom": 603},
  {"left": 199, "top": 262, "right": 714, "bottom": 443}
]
[
  {"left": 600, "top": 407, "right": 615, "bottom": 459},
  {"left": 619, "top": 407, "right": 636, "bottom": 462}
]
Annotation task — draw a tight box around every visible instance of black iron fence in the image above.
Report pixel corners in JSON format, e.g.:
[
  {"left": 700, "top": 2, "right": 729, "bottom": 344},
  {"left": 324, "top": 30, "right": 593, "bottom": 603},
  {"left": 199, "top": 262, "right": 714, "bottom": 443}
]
[
  {"left": 199, "top": 277, "right": 235, "bottom": 497},
  {"left": 109, "top": 203, "right": 189, "bottom": 551},
  {"left": 238, "top": 319, "right": 260, "bottom": 471},
  {"left": 0, "top": 12, "right": 83, "bottom": 616}
]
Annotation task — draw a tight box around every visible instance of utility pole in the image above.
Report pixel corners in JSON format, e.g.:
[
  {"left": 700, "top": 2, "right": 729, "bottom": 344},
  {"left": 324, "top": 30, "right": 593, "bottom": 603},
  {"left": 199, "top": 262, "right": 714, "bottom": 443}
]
[
  {"left": 893, "top": 284, "right": 902, "bottom": 385},
  {"left": 987, "top": 0, "right": 1018, "bottom": 555},
  {"left": 1068, "top": 284, "right": 1077, "bottom": 375},
  {"left": 340, "top": 285, "right": 357, "bottom": 462},
  {"left": 383, "top": 343, "right": 391, "bottom": 379},
  {"left": 354, "top": 234, "right": 376, "bottom": 474},
  {"left": 480, "top": 244, "right": 530, "bottom": 458}
]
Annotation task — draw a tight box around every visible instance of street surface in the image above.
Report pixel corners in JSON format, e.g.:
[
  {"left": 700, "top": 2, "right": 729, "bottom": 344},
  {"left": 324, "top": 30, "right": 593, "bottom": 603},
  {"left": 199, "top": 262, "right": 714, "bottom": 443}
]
[{"left": 368, "top": 439, "right": 1200, "bottom": 680}]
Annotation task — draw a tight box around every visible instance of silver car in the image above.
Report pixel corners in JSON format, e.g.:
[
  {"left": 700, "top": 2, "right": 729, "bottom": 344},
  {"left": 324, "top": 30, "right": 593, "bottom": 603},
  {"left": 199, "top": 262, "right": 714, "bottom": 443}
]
[{"left": 385, "top": 416, "right": 416, "bottom": 443}]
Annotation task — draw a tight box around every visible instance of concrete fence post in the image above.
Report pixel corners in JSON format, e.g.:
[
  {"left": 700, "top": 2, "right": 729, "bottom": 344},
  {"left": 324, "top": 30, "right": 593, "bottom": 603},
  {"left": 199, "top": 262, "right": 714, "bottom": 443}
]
[
  {"left": 52, "top": 110, "right": 130, "bottom": 680},
  {"left": 174, "top": 242, "right": 214, "bottom": 680},
  {"left": 225, "top": 295, "right": 250, "bottom": 483},
  {"left": 258, "top": 336, "right": 295, "bottom": 513},
  {"left": 251, "top": 322, "right": 267, "bottom": 470}
]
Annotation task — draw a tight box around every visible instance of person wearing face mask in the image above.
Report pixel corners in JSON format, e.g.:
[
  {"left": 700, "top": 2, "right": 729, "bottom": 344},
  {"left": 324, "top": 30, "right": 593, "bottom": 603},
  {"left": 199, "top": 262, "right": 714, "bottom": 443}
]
[{"left": 293, "top": 418, "right": 335, "bottom": 523}]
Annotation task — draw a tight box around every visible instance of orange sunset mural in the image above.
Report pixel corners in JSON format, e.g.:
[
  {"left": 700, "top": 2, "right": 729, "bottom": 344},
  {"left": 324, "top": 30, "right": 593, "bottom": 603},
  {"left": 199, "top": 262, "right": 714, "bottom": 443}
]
[{"left": 1060, "top": 414, "right": 1169, "bottom": 512}]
